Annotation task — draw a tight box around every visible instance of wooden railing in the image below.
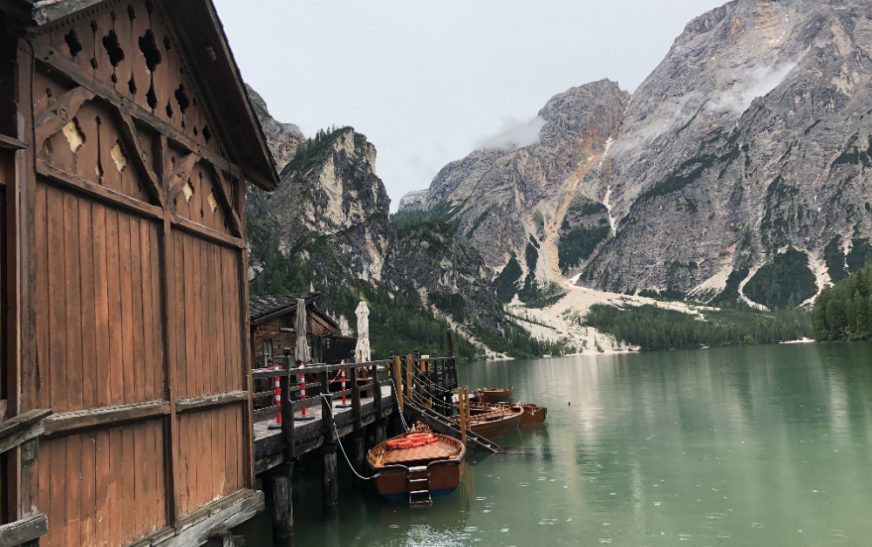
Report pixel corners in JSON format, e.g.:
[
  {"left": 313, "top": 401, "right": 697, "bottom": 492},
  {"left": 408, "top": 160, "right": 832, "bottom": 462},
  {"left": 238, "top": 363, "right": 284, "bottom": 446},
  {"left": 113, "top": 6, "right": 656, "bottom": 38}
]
[{"left": 251, "top": 355, "right": 457, "bottom": 459}]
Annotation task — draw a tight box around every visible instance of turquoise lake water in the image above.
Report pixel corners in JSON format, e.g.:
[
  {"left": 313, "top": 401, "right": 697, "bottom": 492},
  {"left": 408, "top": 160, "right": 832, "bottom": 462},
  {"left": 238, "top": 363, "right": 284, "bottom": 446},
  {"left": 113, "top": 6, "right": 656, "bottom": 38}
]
[{"left": 258, "top": 342, "right": 872, "bottom": 546}]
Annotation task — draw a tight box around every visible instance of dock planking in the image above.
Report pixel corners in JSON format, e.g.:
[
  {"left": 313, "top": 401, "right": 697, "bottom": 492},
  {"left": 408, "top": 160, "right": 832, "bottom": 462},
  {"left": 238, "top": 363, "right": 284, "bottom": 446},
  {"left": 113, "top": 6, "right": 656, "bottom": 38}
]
[{"left": 254, "top": 385, "right": 395, "bottom": 474}]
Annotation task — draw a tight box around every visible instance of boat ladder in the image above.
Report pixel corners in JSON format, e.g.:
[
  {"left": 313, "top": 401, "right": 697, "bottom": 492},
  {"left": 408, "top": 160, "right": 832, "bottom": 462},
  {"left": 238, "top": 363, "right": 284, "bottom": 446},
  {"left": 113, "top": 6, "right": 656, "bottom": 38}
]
[{"left": 407, "top": 466, "right": 432, "bottom": 508}]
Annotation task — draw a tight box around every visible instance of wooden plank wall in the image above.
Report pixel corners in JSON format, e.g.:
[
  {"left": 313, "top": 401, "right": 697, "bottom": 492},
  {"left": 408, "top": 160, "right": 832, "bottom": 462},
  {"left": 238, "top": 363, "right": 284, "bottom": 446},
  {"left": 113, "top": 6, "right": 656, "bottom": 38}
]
[
  {"left": 37, "top": 421, "right": 166, "bottom": 546},
  {"left": 15, "top": 0, "right": 255, "bottom": 544},
  {"left": 33, "top": 184, "right": 164, "bottom": 412},
  {"left": 172, "top": 230, "right": 245, "bottom": 515}
]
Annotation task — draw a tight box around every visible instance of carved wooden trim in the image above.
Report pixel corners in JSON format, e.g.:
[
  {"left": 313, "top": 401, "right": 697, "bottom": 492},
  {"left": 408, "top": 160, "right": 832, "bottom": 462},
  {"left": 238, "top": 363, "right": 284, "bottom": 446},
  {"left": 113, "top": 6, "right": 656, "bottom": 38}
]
[
  {"left": 33, "top": 50, "right": 247, "bottom": 187},
  {"left": 33, "top": 85, "right": 95, "bottom": 149}
]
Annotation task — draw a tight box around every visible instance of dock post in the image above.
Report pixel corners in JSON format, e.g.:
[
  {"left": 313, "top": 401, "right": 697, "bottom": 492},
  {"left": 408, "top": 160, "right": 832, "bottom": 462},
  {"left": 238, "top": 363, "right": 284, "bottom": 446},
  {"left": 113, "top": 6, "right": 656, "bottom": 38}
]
[
  {"left": 372, "top": 363, "right": 382, "bottom": 419},
  {"left": 321, "top": 392, "right": 339, "bottom": 510},
  {"left": 281, "top": 349, "right": 294, "bottom": 458},
  {"left": 393, "top": 356, "right": 403, "bottom": 414},
  {"left": 350, "top": 432, "right": 366, "bottom": 473},
  {"left": 265, "top": 463, "right": 294, "bottom": 545},
  {"left": 351, "top": 367, "right": 362, "bottom": 430},
  {"left": 374, "top": 419, "right": 387, "bottom": 444}
]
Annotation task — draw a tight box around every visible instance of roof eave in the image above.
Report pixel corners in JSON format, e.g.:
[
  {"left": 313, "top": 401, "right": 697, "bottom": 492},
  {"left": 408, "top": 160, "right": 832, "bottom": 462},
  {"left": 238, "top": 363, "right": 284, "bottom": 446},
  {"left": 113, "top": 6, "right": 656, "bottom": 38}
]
[{"left": 164, "top": 0, "right": 279, "bottom": 191}]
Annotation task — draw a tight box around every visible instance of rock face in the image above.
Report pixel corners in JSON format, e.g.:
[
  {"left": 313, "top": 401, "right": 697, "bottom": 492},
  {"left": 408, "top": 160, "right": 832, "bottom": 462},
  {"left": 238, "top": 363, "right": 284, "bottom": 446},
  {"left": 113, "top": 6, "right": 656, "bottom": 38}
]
[
  {"left": 245, "top": 98, "right": 508, "bottom": 353},
  {"left": 246, "top": 85, "right": 304, "bottom": 172},
  {"left": 401, "top": 80, "right": 629, "bottom": 301},
  {"left": 581, "top": 0, "right": 872, "bottom": 306},
  {"left": 245, "top": 125, "right": 390, "bottom": 282},
  {"left": 405, "top": 0, "right": 872, "bottom": 309}
]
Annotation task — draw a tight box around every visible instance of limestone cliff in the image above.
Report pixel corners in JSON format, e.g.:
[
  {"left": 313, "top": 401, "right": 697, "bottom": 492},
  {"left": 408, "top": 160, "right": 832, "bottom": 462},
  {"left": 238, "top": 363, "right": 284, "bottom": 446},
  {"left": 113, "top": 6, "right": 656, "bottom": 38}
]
[
  {"left": 245, "top": 105, "right": 514, "bottom": 357},
  {"left": 401, "top": 80, "right": 629, "bottom": 305},
  {"left": 246, "top": 85, "right": 304, "bottom": 172},
  {"left": 404, "top": 0, "right": 872, "bottom": 310},
  {"left": 579, "top": 0, "right": 872, "bottom": 310}
]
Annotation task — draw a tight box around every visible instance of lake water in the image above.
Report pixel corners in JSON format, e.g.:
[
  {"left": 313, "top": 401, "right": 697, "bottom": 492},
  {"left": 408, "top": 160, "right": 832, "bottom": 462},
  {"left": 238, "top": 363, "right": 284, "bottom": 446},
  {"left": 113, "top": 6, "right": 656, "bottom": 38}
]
[{"left": 268, "top": 343, "right": 872, "bottom": 546}]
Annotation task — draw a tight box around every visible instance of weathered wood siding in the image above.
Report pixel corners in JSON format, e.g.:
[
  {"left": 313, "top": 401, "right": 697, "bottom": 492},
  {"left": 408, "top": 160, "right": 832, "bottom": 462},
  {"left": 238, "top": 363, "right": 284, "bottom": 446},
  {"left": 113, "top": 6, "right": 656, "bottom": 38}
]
[{"left": 14, "top": 1, "right": 257, "bottom": 544}]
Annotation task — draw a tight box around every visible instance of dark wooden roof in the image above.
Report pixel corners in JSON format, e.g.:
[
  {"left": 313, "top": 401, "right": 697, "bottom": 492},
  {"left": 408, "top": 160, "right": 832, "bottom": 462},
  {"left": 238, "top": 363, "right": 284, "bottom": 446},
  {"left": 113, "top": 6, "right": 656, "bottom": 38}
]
[
  {"left": 4, "top": 0, "right": 279, "bottom": 190},
  {"left": 249, "top": 293, "right": 339, "bottom": 330}
]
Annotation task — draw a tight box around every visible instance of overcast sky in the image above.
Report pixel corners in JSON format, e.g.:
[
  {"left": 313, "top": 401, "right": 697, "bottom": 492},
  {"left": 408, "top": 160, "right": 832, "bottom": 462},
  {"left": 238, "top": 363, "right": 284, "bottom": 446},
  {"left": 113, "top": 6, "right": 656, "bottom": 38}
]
[{"left": 213, "top": 0, "right": 725, "bottom": 210}]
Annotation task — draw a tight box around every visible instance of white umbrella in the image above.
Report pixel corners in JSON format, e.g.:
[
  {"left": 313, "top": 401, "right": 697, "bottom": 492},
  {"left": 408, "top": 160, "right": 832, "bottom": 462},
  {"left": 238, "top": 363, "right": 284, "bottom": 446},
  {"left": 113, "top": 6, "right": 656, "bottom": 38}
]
[
  {"left": 354, "top": 301, "right": 371, "bottom": 363},
  {"left": 294, "top": 298, "right": 311, "bottom": 364}
]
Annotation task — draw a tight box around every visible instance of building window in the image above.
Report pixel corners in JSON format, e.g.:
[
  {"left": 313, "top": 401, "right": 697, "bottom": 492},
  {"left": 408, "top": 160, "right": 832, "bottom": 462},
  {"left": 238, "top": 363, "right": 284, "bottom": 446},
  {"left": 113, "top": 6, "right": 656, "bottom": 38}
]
[{"left": 263, "top": 339, "right": 273, "bottom": 367}]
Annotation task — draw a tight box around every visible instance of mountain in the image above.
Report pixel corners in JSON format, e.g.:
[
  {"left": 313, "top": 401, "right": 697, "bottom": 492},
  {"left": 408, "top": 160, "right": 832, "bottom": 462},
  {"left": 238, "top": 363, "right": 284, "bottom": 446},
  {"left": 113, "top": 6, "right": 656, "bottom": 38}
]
[
  {"left": 245, "top": 94, "right": 556, "bottom": 359},
  {"left": 403, "top": 0, "right": 872, "bottom": 311},
  {"left": 401, "top": 80, "right": 629, "bottom": 307},
  {"left": 246, "top": 85, "right": 304, "bottom": 172}
]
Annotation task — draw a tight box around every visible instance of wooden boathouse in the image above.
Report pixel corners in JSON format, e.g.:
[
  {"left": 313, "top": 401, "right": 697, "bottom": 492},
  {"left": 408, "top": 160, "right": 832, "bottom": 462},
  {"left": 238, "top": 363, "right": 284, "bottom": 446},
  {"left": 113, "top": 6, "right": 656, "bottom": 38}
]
[{"left": 0, "top": 0, "right": 279, "bottom": 544}]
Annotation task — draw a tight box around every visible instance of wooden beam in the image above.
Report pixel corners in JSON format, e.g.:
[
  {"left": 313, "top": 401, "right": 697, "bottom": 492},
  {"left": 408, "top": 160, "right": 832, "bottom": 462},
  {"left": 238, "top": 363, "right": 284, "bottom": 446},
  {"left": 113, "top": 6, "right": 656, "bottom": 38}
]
[
  {"left": 36, "top": 159, "right": 164, "bottom": 221},
  {"left": 0, "top": 409, "right": 51, "bottom": 454},
  {"left": 0, "top": 134, "right": 26, "bottom": 150},
  {"left": 132, "top": 490, "right": 264, "bottom": 547},
  {"left": 43, "top": 401, "right": 170, "bottom": 436},
  {"left": 175, "top": 391, "right": 247, "bottom": 414},
  {"left": 166, "top": 152, "right": 199, "bottom": 203},
  {"left": 172, "top": 214, "right": 245, "bottom": 250},
  {"left": 33, "top": 85, "right": 95, "bottom": 149},
  {"left": 0, "top": 512, "right": 48, "bottom": 547},
  {"left": 202, "top": 163, "right": 241, "bottom": 237},
  {"left": 115, "top": 110, "right": 164, "bottom": 207}
]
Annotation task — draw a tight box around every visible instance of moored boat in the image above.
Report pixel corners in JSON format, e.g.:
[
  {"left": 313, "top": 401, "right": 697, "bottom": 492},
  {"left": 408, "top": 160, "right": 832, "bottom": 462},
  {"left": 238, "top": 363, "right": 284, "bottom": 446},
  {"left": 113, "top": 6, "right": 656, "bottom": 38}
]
[
  {"left": 474, "top": 386, "right": 513, "bottom": 403},
  {"left": 367, "top": 427, "right": 466, "bottom": 504},
  {"left": 460, "top": 405, "right": 523, "bottom": 438},
  {"left": 519, "top": 403, "right": 547, "bottom": 425},
  {"left": 463, "top": 401, "right": 547, "bottom": 426}
]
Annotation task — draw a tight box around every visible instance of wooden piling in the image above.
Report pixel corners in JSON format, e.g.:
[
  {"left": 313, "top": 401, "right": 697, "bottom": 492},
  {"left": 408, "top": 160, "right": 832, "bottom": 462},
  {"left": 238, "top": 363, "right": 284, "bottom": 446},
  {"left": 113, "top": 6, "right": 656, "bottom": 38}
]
[
  {"left": 350, "top": 433, "right": 366, "bottom": 474},
  {"left": 266, "top": 463, "right": 294, "bottom": 543},
  {"left": 279, "top": 373, "right": 294, "bottom": 458},
  {"left": 372, "top": 364, "right": 383, "bottom": 419},
  {"left": 374, "top": 419, "right": 387, "bottom": 445},
  {"left": 350, "top": 367, "right": 362, "bottom": 431},
  {"left": 321, "top": 393, "right": 338, "bottom": 509},
  {"left": 393, "top": 356, "right": 403, "bottom": 414}
]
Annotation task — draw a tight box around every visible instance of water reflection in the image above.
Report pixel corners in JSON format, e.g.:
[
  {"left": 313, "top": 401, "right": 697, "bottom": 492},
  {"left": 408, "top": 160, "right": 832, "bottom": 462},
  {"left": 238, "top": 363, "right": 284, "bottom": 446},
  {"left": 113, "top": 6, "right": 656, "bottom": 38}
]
[{"left": 281, "top": 343, "right": 872, "bottom": 546}]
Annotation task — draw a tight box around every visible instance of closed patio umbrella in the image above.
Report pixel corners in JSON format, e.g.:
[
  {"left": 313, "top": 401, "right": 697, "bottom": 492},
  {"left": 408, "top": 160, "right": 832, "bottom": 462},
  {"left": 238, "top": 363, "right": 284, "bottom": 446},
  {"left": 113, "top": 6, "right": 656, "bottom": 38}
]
[
  {"left": 294, "top": 298, "right": 311, "bottom": 365},
  {"left": 354, "top": 301, "right": 371, "bottom": 363}
]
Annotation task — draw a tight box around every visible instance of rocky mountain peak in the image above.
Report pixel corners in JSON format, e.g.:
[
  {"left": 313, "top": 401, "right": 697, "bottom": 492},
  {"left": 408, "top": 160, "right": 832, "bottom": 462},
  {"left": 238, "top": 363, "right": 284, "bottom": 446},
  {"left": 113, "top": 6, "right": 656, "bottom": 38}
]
[
  {"left": 246, "top": 85, "right": 305, "bottom": 172},
  {"left": 576, "top": 0, "right": 872, "bottom": 306},
  {"left": 400, "top": 79, "right": 629, "bottom": 291}
]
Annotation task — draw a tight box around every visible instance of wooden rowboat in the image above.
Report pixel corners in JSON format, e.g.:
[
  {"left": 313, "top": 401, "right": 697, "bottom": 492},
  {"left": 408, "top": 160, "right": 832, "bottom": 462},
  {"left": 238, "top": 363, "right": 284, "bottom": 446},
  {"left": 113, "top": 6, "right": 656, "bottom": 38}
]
[
  {"left": 519, "top": 403, "right": 547, "bottom": 426},
  {"left": 464, "top": 401, "right": 547, "bottom": 426},
  {"left": 458, "top": 405, "right": 523, "bottom": 438},
  {"left": 474, "top": 387, "right": 513, "bottom": 403},
  {"left": 367, "top": 428, "right": 465, "bottom": 504}
]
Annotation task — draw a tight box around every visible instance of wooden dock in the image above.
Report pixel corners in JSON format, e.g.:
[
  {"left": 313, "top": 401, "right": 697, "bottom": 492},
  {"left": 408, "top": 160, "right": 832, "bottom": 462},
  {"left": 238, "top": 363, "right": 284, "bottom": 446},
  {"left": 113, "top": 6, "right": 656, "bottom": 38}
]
[{"left": 253, "top": 385, "right": 395, "bottom": 474}]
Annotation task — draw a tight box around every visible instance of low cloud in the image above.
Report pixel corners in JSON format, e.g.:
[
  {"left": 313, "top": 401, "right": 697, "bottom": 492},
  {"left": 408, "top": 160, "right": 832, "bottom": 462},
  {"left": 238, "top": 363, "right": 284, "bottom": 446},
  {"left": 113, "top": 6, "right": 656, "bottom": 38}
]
[
  {"left": 476, "top": 116, "right": 547, "bottom": 151},
  {"left": 708, "top": 60, "right": 799, "bottom": 114}
]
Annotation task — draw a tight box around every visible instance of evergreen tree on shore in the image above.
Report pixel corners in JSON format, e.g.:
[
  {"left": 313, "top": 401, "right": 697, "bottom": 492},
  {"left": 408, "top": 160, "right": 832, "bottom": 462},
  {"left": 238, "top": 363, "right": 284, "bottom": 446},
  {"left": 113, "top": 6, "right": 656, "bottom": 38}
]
[{"left": 813, "top": 262, "right": 872, "bottom": 341}]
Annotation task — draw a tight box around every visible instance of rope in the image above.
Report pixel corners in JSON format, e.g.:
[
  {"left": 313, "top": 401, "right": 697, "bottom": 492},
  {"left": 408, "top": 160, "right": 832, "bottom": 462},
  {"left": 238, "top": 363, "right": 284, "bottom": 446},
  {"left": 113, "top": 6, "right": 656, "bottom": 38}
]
[{"left": 319, "top": 395, "right": 375, "bottom": 481}]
